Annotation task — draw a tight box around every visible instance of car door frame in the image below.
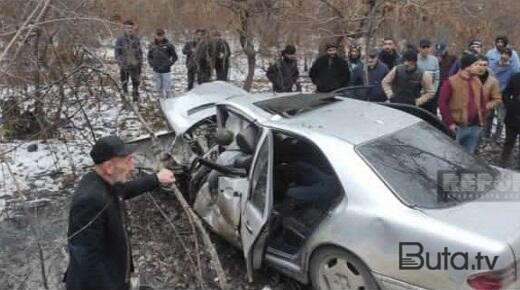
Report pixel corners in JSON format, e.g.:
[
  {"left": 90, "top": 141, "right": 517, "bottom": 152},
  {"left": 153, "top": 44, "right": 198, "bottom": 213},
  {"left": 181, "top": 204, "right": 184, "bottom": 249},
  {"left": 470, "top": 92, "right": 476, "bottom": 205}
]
[{"left": 240, "top": 128, "right": 274, "bottom": 282}]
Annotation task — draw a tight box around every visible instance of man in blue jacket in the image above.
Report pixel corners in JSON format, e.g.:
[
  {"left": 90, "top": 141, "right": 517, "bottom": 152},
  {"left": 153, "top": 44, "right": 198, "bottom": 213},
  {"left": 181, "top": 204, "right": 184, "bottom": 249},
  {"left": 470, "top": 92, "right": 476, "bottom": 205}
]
[
  {"left": 349, "top": 48, "right": 389, "bottom": 102},
  {"left": 486, "top": 35, "right": 520, "bottom": 73},
  {"left": 64, "top": 136, "right": 175, "bottom": 290}
]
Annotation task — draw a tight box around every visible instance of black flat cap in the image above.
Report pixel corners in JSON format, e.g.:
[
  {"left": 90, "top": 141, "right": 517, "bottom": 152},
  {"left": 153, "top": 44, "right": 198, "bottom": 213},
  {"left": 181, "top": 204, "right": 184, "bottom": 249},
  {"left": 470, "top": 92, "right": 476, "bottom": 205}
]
[{"left": 90, "top": 135, "right": 135, "bottom": 164}]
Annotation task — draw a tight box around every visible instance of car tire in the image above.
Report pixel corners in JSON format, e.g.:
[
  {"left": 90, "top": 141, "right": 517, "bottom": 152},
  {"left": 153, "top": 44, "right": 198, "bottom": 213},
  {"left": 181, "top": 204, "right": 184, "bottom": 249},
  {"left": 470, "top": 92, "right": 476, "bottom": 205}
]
[{"left": 310, "top": 246, "right": 379, "bottom": 290}]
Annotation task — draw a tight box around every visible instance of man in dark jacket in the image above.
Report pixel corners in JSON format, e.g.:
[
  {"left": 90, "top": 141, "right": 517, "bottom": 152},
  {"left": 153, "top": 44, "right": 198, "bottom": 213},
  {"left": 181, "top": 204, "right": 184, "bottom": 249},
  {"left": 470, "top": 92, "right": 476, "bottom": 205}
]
[
  {"left": 195, "top": 33, "right": 215, "bottom": 85},
  {"left": 348, "top": 45, "right": 364, "bottom": 86},
  {"left": 382, "top": 49, "right": 434, "bottom": 106},
  {"left": 379, "top": 37, "right": 401, "bottom": 70},
  {"left": 182, "top": 29, "right": 205, "bottom": 90},
  {"left": 213, "top": 31, "right": 231, "bottom": 81},
  {"left": 64, "top": 136, "right": 175, "bottom": 290},
  {"left": 148, "top": 28, "right": 178, "bottom": 98},
  {"left": 309, "top": 43, "right": 350, "bottom": 93},
  {"left": 266, "top": 44, "right": 300, "bottom": 93},
  {"left": 115, "top": 20, "right": 143, "bottom": 101},
  {"left": 350, "top": 48, "right": 389, "bottom": 102},
  {"left": 501, "top": 72, "right": 520, "bottom": 168}
]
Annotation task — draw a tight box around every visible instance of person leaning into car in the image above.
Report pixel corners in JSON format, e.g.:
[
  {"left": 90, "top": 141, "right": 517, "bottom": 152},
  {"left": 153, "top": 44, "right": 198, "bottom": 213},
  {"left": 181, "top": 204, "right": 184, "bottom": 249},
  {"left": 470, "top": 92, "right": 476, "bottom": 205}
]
[{"left": 63, "top": 135, "right": 175, "bottom": 290}]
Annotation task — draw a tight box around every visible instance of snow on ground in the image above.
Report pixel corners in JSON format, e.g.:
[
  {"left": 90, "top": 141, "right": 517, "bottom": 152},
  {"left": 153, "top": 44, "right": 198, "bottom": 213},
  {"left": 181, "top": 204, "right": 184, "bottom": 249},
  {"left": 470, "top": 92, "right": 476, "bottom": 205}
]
[
  {"left": 0, "top": 39, "right": 317, "bottom": 289},
  {"left": 0, "top": 40, "right": 314, "bottom": 213},
  {"left": 0, "top": 38, "right": 515, "bottom": 289}
]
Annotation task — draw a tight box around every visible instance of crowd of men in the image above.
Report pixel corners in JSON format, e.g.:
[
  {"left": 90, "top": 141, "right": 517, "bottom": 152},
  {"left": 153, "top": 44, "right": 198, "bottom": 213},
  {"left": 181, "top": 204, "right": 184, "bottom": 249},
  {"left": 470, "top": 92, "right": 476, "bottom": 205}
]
[
  {"left": 113, "top": 20, "right": 520, "bottom": 168},
  {"left": 115, "top": 21, "right": 231, "bottom": 100}
]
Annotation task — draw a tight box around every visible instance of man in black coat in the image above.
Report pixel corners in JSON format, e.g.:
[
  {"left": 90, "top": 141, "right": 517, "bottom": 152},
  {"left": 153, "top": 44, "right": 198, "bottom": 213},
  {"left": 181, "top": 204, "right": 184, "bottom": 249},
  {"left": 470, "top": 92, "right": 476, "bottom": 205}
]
[
  {"left": 309, "top": 43, "right": 350, "bottom": 93},
  {"left": 182, "top": 29, "right": 205, "bottom": 90},
  {"left": 213, "top": 31, "right": 231, "bottom": 81},
  {"left": 501, "top": 72, "right": 520, "bottom": 168},
  {"left": 379, "top": 37, "right": 401, "bottom": 71},
  {"left": 64, "top": 136, "right": 175, "bottom": 290},
  {"left": 148, "top": 28, "right": 178, "bottom": 98},
  {"left": 266, "top": 44, "right": 300, "bottom": 93}
]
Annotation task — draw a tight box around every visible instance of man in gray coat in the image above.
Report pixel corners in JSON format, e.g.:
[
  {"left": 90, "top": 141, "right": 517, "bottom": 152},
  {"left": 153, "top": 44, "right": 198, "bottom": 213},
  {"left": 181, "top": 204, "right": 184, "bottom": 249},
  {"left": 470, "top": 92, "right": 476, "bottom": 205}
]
[{"left": 115, "top": 20, "right": 143, "bottom": 101}]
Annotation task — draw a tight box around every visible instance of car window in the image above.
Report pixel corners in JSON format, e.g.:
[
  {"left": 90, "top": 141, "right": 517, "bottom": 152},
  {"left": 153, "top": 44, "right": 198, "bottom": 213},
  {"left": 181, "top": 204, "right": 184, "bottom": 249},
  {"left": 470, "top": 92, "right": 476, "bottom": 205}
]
[
  {"left": 250, "top": 137, "right": 269, "bottom": 212},
  {"left": 357, "top": 122, "right": 498, "bottom": 209}
]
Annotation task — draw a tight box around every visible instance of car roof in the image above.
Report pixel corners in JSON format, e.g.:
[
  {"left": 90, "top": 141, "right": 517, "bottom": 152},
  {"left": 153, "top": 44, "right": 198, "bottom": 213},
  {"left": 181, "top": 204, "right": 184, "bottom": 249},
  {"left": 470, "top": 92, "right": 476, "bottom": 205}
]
[{"left": 223, "top": 93, "right": 421, "bottom": 145}]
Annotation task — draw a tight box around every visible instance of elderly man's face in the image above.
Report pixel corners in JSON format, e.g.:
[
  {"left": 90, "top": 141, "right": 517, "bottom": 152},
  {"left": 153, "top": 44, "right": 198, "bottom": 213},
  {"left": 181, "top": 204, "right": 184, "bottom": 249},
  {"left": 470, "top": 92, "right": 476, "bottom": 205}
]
[
  {"left": 109, "top": 155, "right": 134, "bottom": 183},
  {"left": 366, "top": 55, "right": 378, "bottom": 67}
]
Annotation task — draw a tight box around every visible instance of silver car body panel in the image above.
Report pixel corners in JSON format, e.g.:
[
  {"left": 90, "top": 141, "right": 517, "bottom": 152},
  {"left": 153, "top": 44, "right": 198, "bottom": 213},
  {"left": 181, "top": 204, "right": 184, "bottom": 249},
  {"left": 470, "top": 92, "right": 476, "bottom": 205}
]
[
  {"left": 158, "top": 82, "right": 520, "bottom": 290},
  {"left": 160, "top": 81, "right": 249, "bottom": 135}
]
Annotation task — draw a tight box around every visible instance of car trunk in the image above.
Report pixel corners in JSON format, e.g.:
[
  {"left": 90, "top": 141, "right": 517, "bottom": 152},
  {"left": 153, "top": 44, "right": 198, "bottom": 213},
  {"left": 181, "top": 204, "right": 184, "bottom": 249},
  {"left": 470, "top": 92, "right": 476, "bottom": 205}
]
[{"left": 422, "top": 168, "right": 520, "bottom": 275}]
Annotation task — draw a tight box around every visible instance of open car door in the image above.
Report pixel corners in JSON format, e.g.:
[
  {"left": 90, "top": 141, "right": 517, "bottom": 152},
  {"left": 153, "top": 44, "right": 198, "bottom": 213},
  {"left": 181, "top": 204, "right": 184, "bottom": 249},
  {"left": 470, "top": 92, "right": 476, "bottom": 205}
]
[{"left": 240, "top": 129, "right": 273, "bottom": 282}]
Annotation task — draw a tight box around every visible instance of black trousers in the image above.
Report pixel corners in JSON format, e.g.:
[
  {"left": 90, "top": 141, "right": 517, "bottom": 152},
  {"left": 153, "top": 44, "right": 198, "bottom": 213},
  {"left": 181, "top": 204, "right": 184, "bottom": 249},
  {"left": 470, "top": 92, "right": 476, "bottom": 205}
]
[
  {"left": 120, "top": 67, "right": 141, "bottom": 93},
  {"left": 501, "top": 125, "right": 520, "bottom": 167},
  {"left": 197, "top": 66, "right": 211, "bottom": 84},
  {"left": 215, "top": 60, "right": 229, "bottom": 81},
  {"left": 187, "top": 67, "right": 197, "bottom": 90}
]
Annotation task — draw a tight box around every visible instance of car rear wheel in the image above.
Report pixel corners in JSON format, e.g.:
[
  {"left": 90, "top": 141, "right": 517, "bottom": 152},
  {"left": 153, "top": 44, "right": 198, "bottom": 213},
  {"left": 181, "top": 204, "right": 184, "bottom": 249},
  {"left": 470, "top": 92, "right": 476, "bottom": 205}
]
[{"left": 310, "top": 247, "right": 379, "bottom": 290}]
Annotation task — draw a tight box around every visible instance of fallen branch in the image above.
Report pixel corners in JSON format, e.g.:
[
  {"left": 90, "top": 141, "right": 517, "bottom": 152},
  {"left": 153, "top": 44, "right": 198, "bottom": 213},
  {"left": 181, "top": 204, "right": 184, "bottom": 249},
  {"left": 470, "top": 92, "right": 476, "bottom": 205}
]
[{"left": 124, "top": 96, "right": 229, "bottom": 289}]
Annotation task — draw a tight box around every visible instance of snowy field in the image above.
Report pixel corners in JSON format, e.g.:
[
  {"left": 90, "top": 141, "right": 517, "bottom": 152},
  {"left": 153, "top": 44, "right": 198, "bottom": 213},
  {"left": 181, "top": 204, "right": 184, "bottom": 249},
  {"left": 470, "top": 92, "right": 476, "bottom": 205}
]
[{"left": 0, "top": 40, "right": 314, "bottom": 218}]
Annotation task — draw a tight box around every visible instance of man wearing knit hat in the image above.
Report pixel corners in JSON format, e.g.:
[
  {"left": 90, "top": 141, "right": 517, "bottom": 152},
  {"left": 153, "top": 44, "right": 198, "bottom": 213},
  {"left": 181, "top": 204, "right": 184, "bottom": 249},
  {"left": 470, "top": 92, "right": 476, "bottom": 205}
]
[
  {"left": 65, "top": 135, "right": 175, "bottom": 290},
  {"left": 266, "top": 44, "right": 300, "bottom": 92},
  {"left": 439, "top": 54, "right": 487, "bottom": 154}
]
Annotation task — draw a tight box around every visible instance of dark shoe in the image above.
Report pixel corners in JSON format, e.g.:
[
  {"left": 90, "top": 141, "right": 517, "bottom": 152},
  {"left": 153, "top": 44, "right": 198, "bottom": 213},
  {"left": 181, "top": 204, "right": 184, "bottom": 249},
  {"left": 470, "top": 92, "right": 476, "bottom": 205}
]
[{"left": 132, "top": 90, "right": 140, "bottom": 102}]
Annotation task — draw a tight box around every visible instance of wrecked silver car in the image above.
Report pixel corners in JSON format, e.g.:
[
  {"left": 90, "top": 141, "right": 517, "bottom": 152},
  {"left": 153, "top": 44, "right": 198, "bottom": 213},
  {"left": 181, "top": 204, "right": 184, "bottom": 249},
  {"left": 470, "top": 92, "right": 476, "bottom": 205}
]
[{"left": 137, "top": 82, "right": 520, "bottom": 290}]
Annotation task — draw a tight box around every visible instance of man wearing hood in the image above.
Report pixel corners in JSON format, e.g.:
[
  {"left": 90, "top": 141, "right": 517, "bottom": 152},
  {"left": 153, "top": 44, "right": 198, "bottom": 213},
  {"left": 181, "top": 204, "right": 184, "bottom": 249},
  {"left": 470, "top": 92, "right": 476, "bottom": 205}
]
[
  {"left": 266, "top": 45, "right": 300, "bottom": 92},
  {"left": 309, "top": 43, "right": 350, "bottom": 93},
  {"left": 439, "top": 54, "right": 487, "bottom": 154},
  {"left": 486, "top": 35, "right": 520, "bottom": 73},
  {"left": 379, "top": 37, "right": 401, "bottom": 70},
  {"left": 382, "top": 49, "right": 434, "bottom": 106},
  {"left": 147, "top": 28, "right": 178, "bottom": 99}
]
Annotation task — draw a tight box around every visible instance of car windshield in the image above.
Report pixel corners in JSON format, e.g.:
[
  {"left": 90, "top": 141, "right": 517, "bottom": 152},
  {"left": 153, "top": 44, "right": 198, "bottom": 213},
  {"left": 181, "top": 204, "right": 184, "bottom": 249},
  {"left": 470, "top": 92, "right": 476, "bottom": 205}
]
[{"left": 356, "top": 122, "right": 499, "bottom": 209}]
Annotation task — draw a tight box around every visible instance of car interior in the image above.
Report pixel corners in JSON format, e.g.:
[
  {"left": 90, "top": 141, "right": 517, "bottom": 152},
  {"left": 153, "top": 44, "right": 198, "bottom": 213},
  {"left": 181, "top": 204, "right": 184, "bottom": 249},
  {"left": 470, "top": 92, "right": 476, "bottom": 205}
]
[
  {"left": 207, "top": 109, "right": 343, "bottom": 257},
  {"left": 267, "top": 131, "right": 343, "bottom": 256}
]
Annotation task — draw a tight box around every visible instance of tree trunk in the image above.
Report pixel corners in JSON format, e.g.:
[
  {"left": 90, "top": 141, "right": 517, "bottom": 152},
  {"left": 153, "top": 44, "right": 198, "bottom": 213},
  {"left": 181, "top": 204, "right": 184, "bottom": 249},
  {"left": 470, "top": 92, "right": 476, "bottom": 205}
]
[{"left": 238, "top": 6, "right": 256, "bottom": 92}]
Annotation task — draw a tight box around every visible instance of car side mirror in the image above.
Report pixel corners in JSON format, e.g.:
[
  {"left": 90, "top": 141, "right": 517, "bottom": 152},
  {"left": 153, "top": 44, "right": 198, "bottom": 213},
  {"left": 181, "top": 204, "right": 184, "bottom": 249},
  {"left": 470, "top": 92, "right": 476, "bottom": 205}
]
[{"left": 215, "top": 128, "right": 234, "bottom": 146}]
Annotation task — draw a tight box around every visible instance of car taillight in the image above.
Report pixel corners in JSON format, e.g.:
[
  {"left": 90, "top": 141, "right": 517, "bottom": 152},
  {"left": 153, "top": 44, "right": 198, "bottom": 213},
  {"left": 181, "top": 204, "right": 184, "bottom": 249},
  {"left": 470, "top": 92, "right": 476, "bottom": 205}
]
[{"left": 467, "top": 266, "right": 516, "bottom": 290}]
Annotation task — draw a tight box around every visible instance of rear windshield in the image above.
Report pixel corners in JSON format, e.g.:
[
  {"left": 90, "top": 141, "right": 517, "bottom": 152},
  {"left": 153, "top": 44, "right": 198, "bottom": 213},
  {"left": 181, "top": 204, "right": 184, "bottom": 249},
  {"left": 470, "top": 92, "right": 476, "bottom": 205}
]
[{"left": 356, "top": 122, "right": 498, "bottom": 208}]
